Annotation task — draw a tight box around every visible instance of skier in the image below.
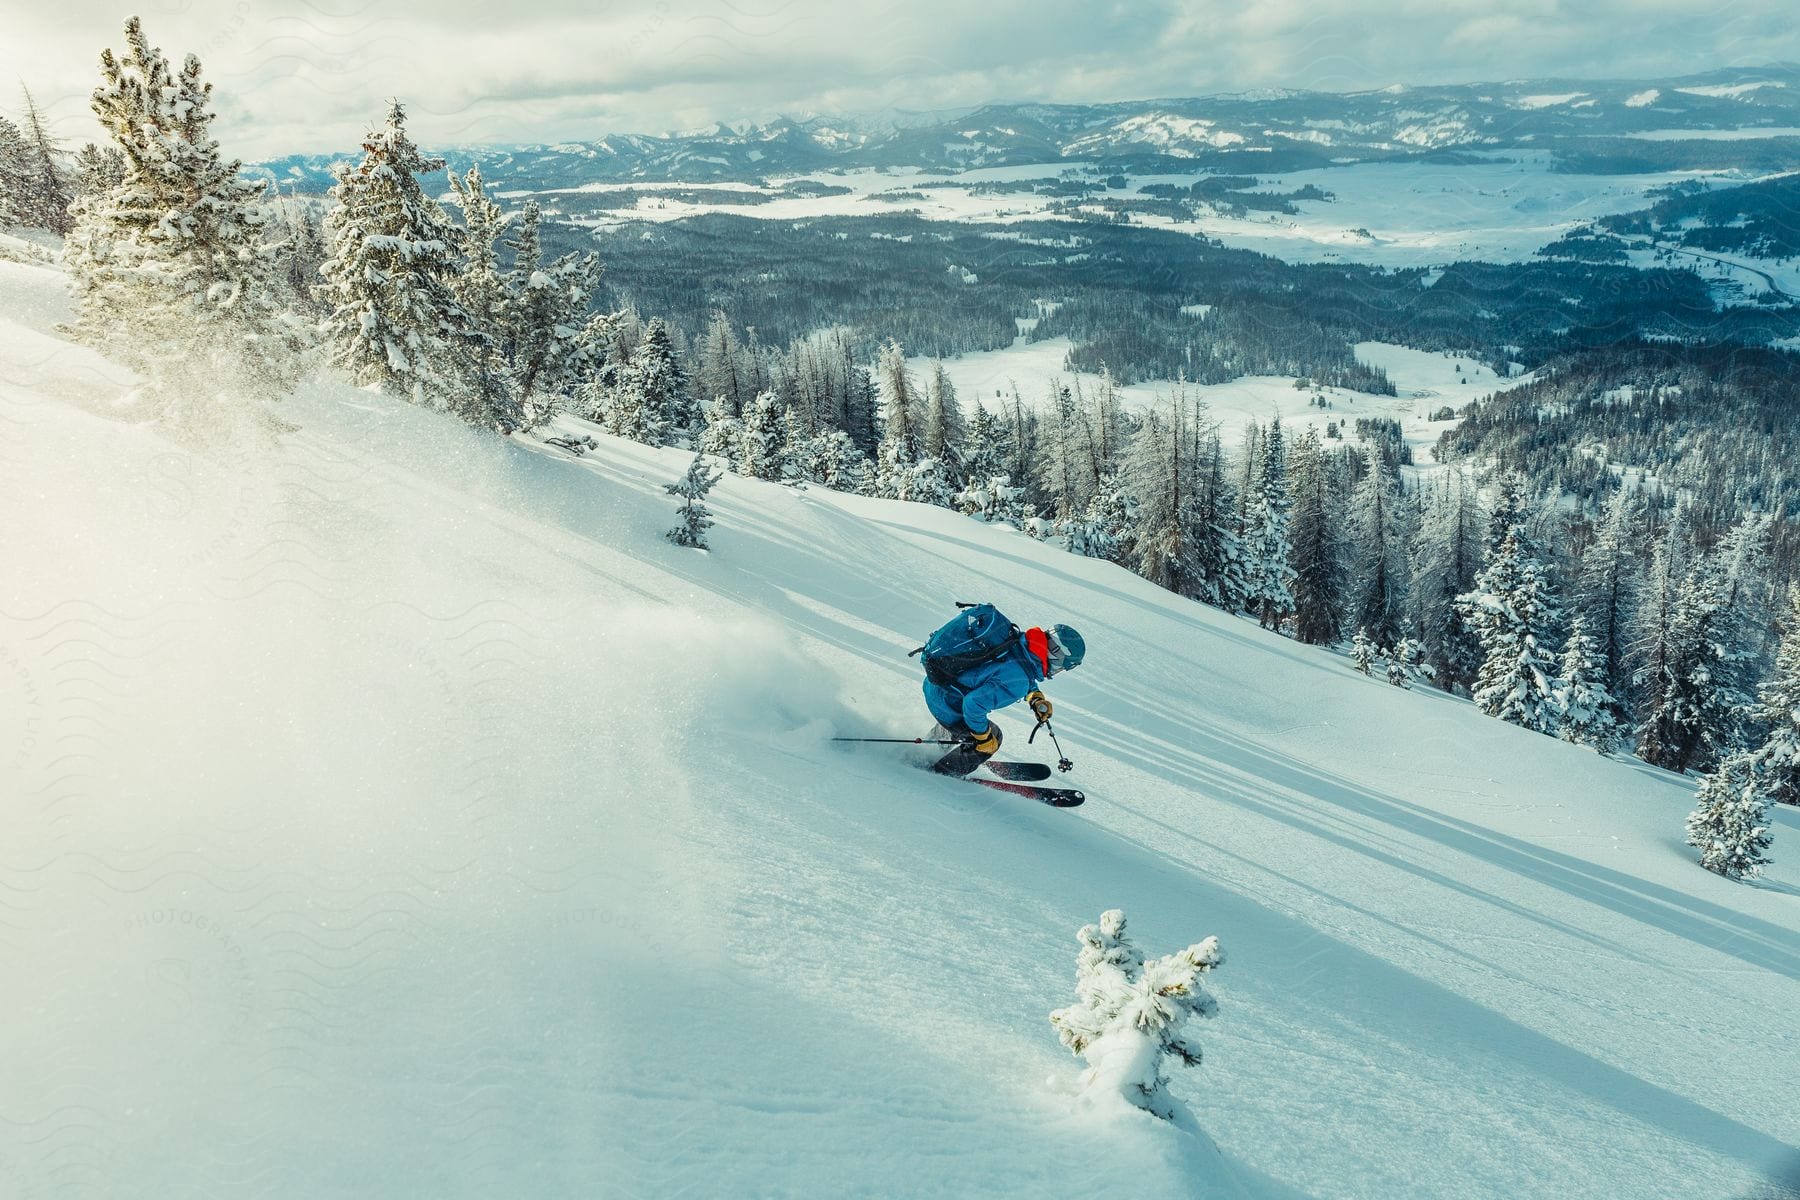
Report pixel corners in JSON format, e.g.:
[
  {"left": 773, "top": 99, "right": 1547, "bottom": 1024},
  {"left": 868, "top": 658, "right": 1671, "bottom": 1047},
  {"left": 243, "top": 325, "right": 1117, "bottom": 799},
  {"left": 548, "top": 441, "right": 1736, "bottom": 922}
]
[{"left": 924, "top": 621, "right": 1085, "bottom": 776}]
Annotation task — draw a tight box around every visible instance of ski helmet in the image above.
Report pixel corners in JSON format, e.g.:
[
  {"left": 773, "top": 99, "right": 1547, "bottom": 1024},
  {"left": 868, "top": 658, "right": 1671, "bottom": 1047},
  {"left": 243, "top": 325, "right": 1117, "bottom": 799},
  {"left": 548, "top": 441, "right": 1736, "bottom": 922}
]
[{"left": 1046, "top": 624, "right": 1085, "bottom": 674}]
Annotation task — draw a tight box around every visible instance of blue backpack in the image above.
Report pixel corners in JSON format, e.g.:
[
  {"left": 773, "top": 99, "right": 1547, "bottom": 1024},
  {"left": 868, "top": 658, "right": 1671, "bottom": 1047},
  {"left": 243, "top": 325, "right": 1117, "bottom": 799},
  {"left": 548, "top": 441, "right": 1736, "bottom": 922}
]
[{"left": 912, "top": 602, "right": 1019, "bottom": 688}]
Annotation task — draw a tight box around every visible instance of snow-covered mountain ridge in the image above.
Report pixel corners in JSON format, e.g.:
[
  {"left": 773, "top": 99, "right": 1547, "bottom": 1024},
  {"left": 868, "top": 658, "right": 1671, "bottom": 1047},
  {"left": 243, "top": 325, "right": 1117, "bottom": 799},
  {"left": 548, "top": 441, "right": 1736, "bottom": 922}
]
[
  {"left": 3, "top": 250, "right": 1798, "bottom": 1198},
  {"left": 252, "top": 64, "right": 1800, "bottom": 191}
]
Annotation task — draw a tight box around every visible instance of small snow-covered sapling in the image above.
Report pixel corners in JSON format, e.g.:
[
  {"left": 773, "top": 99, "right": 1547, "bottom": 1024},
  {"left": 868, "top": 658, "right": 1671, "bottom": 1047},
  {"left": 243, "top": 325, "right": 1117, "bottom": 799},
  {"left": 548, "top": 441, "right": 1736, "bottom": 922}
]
[{"left": 1049, "top": 908, "right": 1224, "bottom": 1124}]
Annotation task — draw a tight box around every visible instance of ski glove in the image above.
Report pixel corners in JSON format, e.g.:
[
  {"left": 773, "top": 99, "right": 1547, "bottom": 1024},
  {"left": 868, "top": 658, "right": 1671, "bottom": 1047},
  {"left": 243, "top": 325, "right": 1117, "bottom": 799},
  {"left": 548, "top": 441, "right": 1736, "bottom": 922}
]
[
  {"left": 1026, "top": 690, "right": 1052, "bottom": 723},
  {"left": 968, "top": 725, "right": 1001, "bottom": 755}
]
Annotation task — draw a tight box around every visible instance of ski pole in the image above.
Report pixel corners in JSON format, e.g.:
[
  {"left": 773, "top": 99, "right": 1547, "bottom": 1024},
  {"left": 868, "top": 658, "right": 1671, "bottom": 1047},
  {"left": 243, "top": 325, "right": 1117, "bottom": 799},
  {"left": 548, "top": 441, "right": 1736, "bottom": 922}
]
[
  {"left": 831, "top": 736, "right": 961, "bottom": 745},
  {"left": 1029, "top": 719, "right": 1075, "bottom": 773}
]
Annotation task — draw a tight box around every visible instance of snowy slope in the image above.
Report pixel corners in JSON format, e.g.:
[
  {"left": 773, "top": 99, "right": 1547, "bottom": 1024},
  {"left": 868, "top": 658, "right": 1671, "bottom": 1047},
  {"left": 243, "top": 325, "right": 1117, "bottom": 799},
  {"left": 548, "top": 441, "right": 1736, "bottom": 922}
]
[{"left": 3, "top": 254, "right": 1798, "bottom": 1200}]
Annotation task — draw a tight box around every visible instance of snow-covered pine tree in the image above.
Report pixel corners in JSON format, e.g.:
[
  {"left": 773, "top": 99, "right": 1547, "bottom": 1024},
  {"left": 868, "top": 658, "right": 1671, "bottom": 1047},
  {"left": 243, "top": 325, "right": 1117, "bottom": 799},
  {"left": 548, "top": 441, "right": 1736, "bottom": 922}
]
[
  {"left": 1048, "top": 909, "right": 1225, "bottom": 1126},
  {"left": 1091, "top": 366, "right": 1124, "bottom": 481},
  {"left": 1047, "top": 382, "right": 1128, "bottom": 557},
  {"left": 63, "top": 18, "right": 304, "bottom": 432},
  {"left": 695, "top": 310, "right": 749, "bottom": 419},
  {"left": 590, "top": 318, "right": 683, "bottom": 446},
  {"left": 15, "top": 86, "right": 73, "bottom": 234},
  {"left": 785, "top": 420, "right": 822, "bottom": 484},
  {"left": 780, "top": 403, "right": 810, "bottom": 479},
  {"left": 1751, "top": 587, "right": 1800, "bottom": 807},
  {"left": 1484, "top": 472, "right": 1529, "bottom": 558},
  {"left": 1349, "top": 444, "right": 1410, "bottom": 647},
  {"left": 1409, "top": 471, "right": 1483, "bottom": 692},
  {"left": 1556, "top": 614, "right": 1623, "bottom": 751},
  {"left": 1243, "top": 417, "right": 1296, "bottom": 631},
  {"left": 1713, "top": 513, "right": 1774, "bottom": 630},
  {"left": 1189, "top": 414, "right": 1250, "bottom": 611},
  {"left": 1287, "top": 426, "right": 1346, "bottom": 646},
  {"left": 799, "top": 338, "right": 831, "bottom": 430},
  {"left": 1037, "top": 380, "right": 1098, "bottom": 524},
  {"left": 955, "top": 475, "right": 1027, "bottom": 524},
  {"left": 1632, "top": 504, "right": 1694, "bottom": 767},
  {"left": 1684, "top": 753, "right": 1773, "bottom": 880},
  {"left": 1386, "top": 638, "right": 1429, "bottom": 688},
  {"left": 1071, "top": 374, "right": 1115, "bottom": 511},
  {"left": 630, "top": 318, "right": 687, "bottom": 441},
  {"left": 1122, "top": 404, "right": 1192, "bottom": 593},
  {"left": 1351, "top": 627, "right": 1375, "bottom": 676},
  {"left": 0, "top": 92, "right": 69, "bottom": 233},
  {"left": 738, "top": 391, "right": 788, "bottom": 480},
  {"left": 504, "top": 199, "right": 548, "bottom": 379},
  {"left": 318, "top": 100, "right": 481, "bottom": 419},
  {"left": 874, "top": 340, "right": 923, "bottom": 498},
  {"left": 271, "top": 198, "right": 329, "bottom": 315},
  {"left": 665, "top": 453, "right": 722, "bottom": 549},
  {"left": 1002, "top": 385, "right": 1044, "bottom": 515},
  {"left": 805, "top": 327, "right": 856, "bottom": 436},
  {"left": 1071, "top": 473, "right": 1133, "bottom": 563},
  {"left": 0, "top": 117, "right": 31, "bottom": 227},
  {"left": 1460, "top": 518, "right": 1561, "bottom": 734},
  {"left": 1489, "top": 536, "right": 1560, "bottom": 732},
  {"left": 1235, "top": 419, "right": 1263, "bottom": 533},
  {"left": 739, "top": 324, "right": 771, "bottom": 399},
  {"left": 1639, "top": 547, "right": 1753, "bottom": 775},
  {"left": 899, "top": 456, "right": 957, "bottom": 508},
  {"left": 446, "top": 166, "right": 523, "bottom": 431},
  {"left": 793, "top": 429, "right": 871, "bottom": 493},
  {"left": 585, "top": 304, "right": 641, "bottom": 373},
  {"left": 827, "top": 434, "right": 876, "bottom": 496},
  {"left": 505, "top": 200, "right": 604, "bottom": 415},
  {"left": 1709, "top": 514, "right": 1775, "bottom": 742},
  {"left": 698, "top": 395, "right": 744, "bottom": 462},
  {"left": 960, "top": 403, "right": 1008, "bottom": 486},
  {"left": 844, "top": 353, "right": 880, "bottom": 454},
  {"left": 921, "top": 360, "right": 967, "bottom": 481},
  {"left": 768, "top": 353, "right": 807, "bottom": 446},
  {"left": 1575, "top": 487, "right": 1639, "bottom": 729}
]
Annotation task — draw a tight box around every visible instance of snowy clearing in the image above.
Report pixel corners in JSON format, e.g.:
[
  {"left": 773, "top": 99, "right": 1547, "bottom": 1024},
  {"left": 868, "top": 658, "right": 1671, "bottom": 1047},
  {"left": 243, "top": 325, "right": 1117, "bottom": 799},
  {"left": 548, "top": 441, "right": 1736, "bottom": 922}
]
[
  {"left": 1621, "top": 126, "right": 1800, "bottom": 140},
  {"left": 555, "top": 152, "right": 1744, "bottom": 271},
  {"left": 909, "top": 335, "right": 1514, "bottom": 467},
  {"left": 1619, "top": 238, "right": 1800, "bottom": 304},
  {"left": 1675, "top": 82, "right": 1790, "bottom": 99},
  {"left": 1512, "top": 93, "right": 1588, "bottom": 109}
]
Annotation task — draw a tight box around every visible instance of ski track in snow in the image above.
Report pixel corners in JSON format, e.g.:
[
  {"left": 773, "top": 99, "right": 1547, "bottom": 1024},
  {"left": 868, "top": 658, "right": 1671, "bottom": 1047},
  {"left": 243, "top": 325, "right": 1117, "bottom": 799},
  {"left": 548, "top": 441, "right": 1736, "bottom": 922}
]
[{"left": 3, "top": 251, "right": 1799, "bottom": 1199}]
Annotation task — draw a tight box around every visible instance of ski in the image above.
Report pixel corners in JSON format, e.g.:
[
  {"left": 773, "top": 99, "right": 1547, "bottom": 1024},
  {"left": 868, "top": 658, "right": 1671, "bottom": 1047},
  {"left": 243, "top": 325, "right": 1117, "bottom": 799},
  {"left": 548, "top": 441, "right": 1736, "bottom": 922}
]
[
  {"left": 964, "top": 777, "right": 1085, "bottom": 807},
  {"left": 981, "top": 760, "right": 1054, "bottom": 782}
]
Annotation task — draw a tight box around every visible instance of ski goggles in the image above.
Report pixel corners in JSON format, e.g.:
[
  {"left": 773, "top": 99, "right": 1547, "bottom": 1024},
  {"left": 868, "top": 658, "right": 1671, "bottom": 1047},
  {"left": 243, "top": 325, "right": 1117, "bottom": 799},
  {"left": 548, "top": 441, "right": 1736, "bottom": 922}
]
[{"left": 1046, "top": 631, "right": 1071, "bottom": 676}]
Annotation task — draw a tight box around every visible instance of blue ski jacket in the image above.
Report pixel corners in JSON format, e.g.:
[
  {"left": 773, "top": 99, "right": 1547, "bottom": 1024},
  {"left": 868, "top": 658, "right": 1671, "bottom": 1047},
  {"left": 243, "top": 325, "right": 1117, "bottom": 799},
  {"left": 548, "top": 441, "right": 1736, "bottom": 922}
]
[{"left": 922, "top": 633, "right": 1047, "bottom": 735}]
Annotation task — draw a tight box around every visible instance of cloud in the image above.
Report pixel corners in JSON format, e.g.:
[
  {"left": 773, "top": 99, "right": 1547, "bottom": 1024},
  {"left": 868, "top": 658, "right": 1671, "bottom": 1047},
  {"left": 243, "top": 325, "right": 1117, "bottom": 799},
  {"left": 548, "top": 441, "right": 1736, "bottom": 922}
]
[{"left": 1, "top": 0, "right": 1794, "bottom": 160}]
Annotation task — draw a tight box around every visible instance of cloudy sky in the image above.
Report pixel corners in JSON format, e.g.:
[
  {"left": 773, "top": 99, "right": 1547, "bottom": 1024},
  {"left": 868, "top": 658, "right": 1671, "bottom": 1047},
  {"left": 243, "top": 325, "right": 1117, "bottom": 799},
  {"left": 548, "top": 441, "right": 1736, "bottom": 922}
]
[{"left": 5, "top": 0, "right": 1797, "bottom": 159}]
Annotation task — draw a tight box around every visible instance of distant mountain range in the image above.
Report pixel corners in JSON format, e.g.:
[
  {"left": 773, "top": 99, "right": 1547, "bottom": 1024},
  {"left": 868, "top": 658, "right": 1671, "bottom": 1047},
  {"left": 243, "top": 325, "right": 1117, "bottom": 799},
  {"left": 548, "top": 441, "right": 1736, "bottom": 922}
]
[{"left": 251, "top": 65, "right": 1800, "bottom": 193}]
